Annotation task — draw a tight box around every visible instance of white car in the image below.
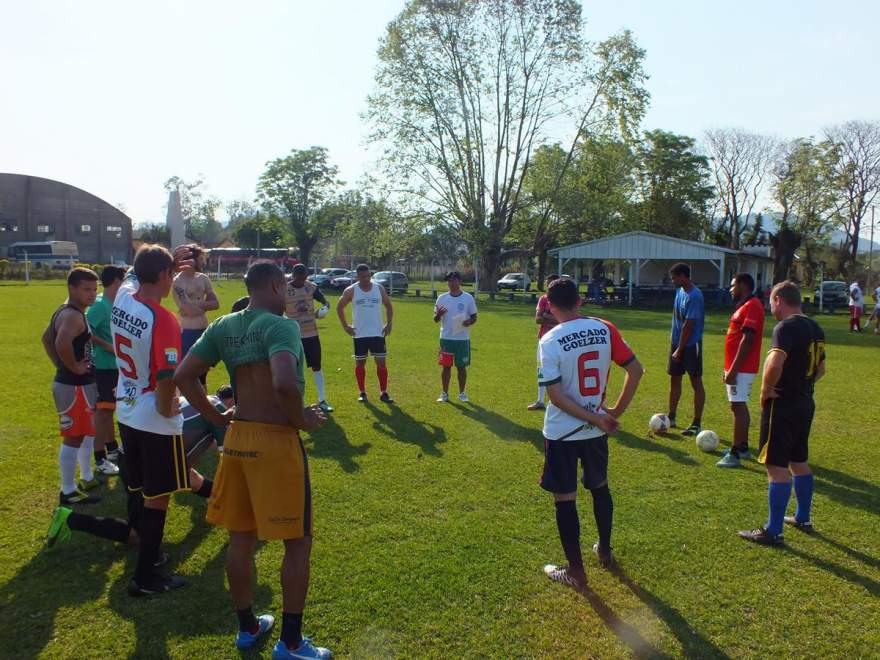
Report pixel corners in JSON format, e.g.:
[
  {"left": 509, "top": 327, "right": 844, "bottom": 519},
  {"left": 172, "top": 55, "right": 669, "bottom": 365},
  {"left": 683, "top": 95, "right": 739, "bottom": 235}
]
[{"left": 497, "top": 272, "right": 531, "bottom": 291}]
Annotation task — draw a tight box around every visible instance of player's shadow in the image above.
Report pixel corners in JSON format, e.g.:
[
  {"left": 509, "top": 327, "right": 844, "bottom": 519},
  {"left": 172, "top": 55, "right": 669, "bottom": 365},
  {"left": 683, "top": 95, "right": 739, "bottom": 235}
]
[
  {"left": 811, "top": 465, "right": 880, "bottom": 516},
  {"left": 779, "top": 542, "right": 880, "bottom": 598},
  {"left": 579, "top": 584, "right": 670, "bottom": 659},
  {"left": 304, "top": 416, "right": 371, "bottom": 473},
  {"left": 614, "top": 431, "right": 699, "bottom": 467},
  {"left": 808, "top": 530, "right": 880, "bottom": 570},
  {"left": 456, "top": 403, "right": 542, "bottom": 451},
  {"left": 364, "top": 401, "right": 446, "bottom": 456}
]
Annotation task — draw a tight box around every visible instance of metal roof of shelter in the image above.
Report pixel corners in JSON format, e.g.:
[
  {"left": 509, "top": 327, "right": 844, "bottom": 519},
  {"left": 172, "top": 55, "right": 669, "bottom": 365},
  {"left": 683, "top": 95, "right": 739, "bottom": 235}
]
[{"left": 547, "top": 231, "right": 739, "bottom": 261}]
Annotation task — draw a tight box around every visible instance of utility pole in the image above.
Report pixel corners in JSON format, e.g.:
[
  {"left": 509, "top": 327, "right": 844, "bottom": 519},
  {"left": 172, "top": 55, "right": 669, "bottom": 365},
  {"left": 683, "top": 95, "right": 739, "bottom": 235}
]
[{"left": 868, "top": 205, "right": 875, "bottom": 288}]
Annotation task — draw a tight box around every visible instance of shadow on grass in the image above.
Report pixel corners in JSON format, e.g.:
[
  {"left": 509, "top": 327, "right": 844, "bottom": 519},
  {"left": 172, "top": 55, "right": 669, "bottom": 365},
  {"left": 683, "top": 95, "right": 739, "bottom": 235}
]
[
  {"left": 614, "top": 431, "right": 699, "bottom": 466},
  {"left": 456, "top": 403, "right": 542, "bottom": 451},
  {"left": 365, "top": 401, "right": 446, "bottom": 457},
  {"left": 305, "top": 416, "right": 371, "bottom": 473},
  {"left": 780, "top": 542, "right": 880, "bottom": 598},
  {"left": 809, "top": 530, "right": 880, "bottom": 570},
  {"left": 812, "top": 465, "right": 880, "bottom": 516},
  {"left": 580, "top": 584, "right": 670, "bottom": 659}
]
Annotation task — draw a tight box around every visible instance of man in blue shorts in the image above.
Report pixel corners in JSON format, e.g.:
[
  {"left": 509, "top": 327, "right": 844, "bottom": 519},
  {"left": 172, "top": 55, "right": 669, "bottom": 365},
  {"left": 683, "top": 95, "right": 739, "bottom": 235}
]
[{"left": 667, "top": 262, "right": 706, "bottom": 436}]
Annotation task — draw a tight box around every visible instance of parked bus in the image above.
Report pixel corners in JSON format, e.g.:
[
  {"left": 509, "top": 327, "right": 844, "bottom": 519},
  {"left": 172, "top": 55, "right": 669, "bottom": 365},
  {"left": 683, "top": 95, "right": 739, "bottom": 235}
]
[{"left": 6, "top": 241, "right": 79, "bottom": 269}]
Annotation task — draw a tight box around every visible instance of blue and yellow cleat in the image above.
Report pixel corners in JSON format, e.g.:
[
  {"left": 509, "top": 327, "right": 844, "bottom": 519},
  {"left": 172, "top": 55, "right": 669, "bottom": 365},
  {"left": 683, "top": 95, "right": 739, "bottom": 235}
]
[
  {"left": 235, "top": 614, "right": 275, "bottom": 650},
  {"left": 272, "top": 637, "right": 333, "bottom": 659},
  {"left": 46, "top": 506, "right": 73, "bottom": 548}
]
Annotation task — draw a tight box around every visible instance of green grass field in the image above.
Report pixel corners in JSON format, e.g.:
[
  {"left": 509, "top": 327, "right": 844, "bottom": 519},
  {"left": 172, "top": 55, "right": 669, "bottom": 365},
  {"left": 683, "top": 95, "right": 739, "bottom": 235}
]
[{"left": 1, "top": 281, "right": 878, "bottom": 659}]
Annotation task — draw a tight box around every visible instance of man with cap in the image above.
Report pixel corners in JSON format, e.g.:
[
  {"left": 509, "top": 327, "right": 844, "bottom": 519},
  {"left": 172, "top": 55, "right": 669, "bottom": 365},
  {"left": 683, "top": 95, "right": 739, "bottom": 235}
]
[{"left": 433, "top": 271, "right": 477, "bottom": 402}]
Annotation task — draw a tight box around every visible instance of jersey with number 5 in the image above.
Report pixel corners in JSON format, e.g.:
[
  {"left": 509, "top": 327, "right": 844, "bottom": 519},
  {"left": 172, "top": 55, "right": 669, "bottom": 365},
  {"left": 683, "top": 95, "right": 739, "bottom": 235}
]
[
  {"left": 539, "top": 317, "right": 635, "bottom": 441},
  {"left": 111, "top": 273, "right": 184, "bottom": 435}
]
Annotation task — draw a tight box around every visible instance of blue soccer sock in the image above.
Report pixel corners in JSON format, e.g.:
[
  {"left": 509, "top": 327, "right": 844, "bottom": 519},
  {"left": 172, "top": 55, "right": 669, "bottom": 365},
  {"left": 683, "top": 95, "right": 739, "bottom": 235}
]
[
  {"left": 793, "top": 473, "right": 814, "bottom": 523},
  {"left": 766, "top": 481, "right": 792, "bottom": 536}
]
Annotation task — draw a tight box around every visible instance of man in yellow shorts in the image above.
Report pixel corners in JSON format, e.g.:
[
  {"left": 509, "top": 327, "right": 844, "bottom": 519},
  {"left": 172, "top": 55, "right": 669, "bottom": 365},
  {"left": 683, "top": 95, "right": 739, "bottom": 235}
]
[{"left": 174, "top": 261, "right": 330, "bottom": 658}]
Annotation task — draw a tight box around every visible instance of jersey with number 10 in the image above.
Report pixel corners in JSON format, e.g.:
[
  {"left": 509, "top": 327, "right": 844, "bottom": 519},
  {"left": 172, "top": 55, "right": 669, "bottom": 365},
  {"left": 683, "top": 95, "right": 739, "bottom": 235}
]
[
  {"left": 539, "top": 317, "right": 635, "bottom": 441},
  {"left": 111, "top": 273, "right": 184, "bottom": 435}
]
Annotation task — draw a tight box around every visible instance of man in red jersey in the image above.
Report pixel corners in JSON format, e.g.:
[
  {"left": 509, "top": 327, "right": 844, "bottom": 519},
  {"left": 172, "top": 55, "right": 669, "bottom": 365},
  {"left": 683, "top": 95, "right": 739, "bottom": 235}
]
[{"left": 527, "top": 274, "right": 560, "bottom": 411}]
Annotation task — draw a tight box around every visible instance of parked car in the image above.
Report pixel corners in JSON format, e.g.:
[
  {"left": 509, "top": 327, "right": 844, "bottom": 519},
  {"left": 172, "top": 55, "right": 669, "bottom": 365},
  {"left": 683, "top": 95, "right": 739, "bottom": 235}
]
[
  {"left": 497, "top": 272, "right": 531, "bottom": 291},
  {"left": 307, "top": 273, "right": 333, "bottom": 288},
  {"left": 373, "top": 271, "right": 409, "bottom": 292},
  {"left": 813, "top": 281, "right": 848, "bottom": 309},
  {"left": 330, "top": 270, "right": 358, "bottom": 290},
  {"left": 322, "top": 267, "right": 349, "bottom": 277}
]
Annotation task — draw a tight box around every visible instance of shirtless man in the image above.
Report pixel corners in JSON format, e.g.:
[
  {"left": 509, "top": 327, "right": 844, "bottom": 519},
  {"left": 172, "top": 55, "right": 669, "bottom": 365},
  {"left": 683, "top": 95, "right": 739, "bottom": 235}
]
[{"left": 173, "top": 245, "right": 219, "bottom": 383}]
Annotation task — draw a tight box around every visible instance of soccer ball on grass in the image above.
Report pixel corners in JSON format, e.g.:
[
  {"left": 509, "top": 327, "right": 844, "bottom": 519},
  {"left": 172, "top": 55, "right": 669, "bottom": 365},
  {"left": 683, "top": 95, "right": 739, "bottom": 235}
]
[
  {"left": 696, "top": 430, "right": 720, "bottom": 452},
  {"left": 648, "top": 413, "right": 670, "bottom": 434}
]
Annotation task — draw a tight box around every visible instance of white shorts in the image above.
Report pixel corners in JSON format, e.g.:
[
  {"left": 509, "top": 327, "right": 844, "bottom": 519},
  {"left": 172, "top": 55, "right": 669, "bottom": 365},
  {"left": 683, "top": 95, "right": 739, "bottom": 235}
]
[{"left": 725, "top": 372, "right": 756, "bottom": 403}]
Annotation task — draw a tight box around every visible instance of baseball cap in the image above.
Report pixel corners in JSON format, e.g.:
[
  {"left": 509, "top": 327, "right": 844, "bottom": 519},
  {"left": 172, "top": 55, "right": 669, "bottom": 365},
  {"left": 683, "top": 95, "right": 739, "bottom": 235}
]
[{"left": 444, "top": 271, "right": 461, "bottom": 280}]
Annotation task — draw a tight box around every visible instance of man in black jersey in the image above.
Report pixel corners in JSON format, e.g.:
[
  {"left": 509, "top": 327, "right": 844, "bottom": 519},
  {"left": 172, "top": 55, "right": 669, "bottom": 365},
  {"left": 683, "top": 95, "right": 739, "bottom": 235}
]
[{"left": 739, "top": 281, "right": 826, "bottom": 545}]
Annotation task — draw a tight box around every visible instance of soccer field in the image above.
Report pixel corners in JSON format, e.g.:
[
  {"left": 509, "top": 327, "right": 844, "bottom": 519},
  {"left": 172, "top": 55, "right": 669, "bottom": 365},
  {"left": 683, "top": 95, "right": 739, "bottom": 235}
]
[{"left": 1, "top": 280, "right": 878, "bottom": 659}]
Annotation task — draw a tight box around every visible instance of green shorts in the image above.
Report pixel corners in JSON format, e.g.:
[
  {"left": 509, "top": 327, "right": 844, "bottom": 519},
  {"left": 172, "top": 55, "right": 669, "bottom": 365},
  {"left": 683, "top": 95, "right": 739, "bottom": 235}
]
[{"left": 440, "top": 339, "right": 471, "bottom": 368}]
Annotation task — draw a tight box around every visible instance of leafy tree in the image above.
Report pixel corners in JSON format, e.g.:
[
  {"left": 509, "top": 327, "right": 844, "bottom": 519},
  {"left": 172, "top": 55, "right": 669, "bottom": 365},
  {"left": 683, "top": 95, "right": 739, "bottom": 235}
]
[
  {"left": 257, "top": 147, "right": 342, "bottom": 265},
  {"left": 164, "top": 176, "right": 223, "bottom": 244},
  {"left": 136, "top": 222, "right": 171, "bottom": 246},
  {"left": 232, "top": 214, "right": 288, "bottom": 250}
]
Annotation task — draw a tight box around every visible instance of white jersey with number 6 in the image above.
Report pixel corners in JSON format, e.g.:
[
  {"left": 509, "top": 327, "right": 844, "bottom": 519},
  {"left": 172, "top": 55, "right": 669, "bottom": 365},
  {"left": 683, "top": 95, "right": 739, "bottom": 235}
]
[{"left": 539, "top": 317, "right": 635, "bottom": 441}]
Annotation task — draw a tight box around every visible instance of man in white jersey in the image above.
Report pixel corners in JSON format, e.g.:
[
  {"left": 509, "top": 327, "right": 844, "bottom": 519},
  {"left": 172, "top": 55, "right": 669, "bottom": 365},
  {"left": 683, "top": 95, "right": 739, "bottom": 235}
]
[
  {"left": 286, "top": 263, "right": 332, "bottom": 412},
  {"left": 434, "top": 271, "right": 478, "bottom": 402},
  {"left": 336, "top": 263, "right": 394, "bottom": 403},
  {"left": 538, "top": 278, "right": 643, "bottom": 590},
  {"left": 848, "top": 279, "right": 864, "bottom": 333},
  {"left": 113, "top": 244, "right": 211, "bottom": 596}
]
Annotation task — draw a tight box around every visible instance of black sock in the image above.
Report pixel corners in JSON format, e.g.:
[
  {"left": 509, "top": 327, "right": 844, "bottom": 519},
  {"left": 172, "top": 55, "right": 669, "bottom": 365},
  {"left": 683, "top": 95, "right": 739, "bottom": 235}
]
[
  {"left": 590, "top": 485, "right": 613, "bottom": 549},
  {"left": 554, "top": 500, "right": 583, "bottom": 572},
  {"left": 67, "top": 512, "right": 131, "bottom": 543},
  {"left": 106, "top": 441, "right": 118, "bottom": 452},
  {"left": 195, "top": 478, "right": 213, "bottom": 498},
  {"left": 237, "top": 606, "right": 258, "bottom": 633},
  {"left": 134, "top": 507, "right": 167, "bottom": 585},
  {"left": 94, "top": 449, "right": 107, "bottom": 465},
  {"left": 281, "top": 612, "right": 303, "bottom": 649},
  {"left": 127, "top": 491, "right": 144, "bottom": 533},
  {"left": 692, "top": 418, "right": 701, "bottom": 427}
]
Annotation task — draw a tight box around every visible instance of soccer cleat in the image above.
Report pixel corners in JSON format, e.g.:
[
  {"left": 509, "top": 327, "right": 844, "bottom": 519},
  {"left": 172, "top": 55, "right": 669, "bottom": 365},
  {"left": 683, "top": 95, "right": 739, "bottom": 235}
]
[
  {"left": 107, "top": 448, "right": 120, "bottom": 462},
  {"left": 738, "top": 527, "right": 784, "bottom": 546},
  {"left": 436, "top": 392, "right": 449, "bottom": 403},
  {"left": 784, "top": 516, "right": 815, "bottom": 533},
  {"left": 379, "top": 392, "right": 394, "bottom": 404},
  {"left": 235, "top": 614, "right": 275, "bottom": 650},
  {"left": 682, "top": 424, "right": 701, "bottom": 436},
  {"left": 592, "top": 542, "right": 614, "bottom": 569},
  {"left": 272, "top": 637, "right": 333, "bottom": 659},
  {"left": 458, "top": 392, "right": 469, "bottom": 403},
  {"left": 128, "top": 573, "right": 186, "bottom": 597},
  {"left": 715, "top": 452, "right": 741, "bottom": 468},
  {"left": 542, "top": 564, "right": 586, "bottom": 591},
  {"left": 46, "top": 507, "right": 72, "bottom": 547},
  {"left": 737, "top": 447, "right": 752, "bottom": 461},
  {"left": 95, "top": 460, "right": 120, "bottom": 476},
  {"left": 318, "top": 401, "right": 334, "bottom": 414},
  {"left": 78, "top": 478, "right": 102, "bottom": 491},
  {"left": 357, "top": 392, "right": 367, "bottom": 403},
  {"left": 527, "top": 401, "right": 545, "bottom": 411},
  {"left": 59, "top": 488, "right": 101, "bottom": 505}
]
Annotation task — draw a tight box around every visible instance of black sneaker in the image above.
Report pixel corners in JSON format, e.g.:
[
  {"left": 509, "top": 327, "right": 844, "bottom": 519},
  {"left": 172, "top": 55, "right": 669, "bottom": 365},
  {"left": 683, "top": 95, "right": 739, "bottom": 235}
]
[
  {"left": 128, "top": 573, "right": 186, "bottom": 597},
  {"left": 543, "top": 564, "right": 586, "bottom": 591},
  {"left": 379, "top": 392, "right": 394, "bottom": 404},
  {"left": 357, "top": 392, "right": 368, "bottom": 403},
  {"left": 682, "top": 424, "right": 701, "bottom": 436},
  {"left": 784, "top": 516, "right": 814, "bottom": 533},
  {"left": 738, "top": 527, "right": 784, "bottom": 546},
  {"left": 153, "top": 552, "right": 170, "bottom": 568},
  {"left": 59, "top": 489, "right": 101, "bottom": 505},
  {"left": 593, "top": 542, "right": 614, "bottom": 569}
]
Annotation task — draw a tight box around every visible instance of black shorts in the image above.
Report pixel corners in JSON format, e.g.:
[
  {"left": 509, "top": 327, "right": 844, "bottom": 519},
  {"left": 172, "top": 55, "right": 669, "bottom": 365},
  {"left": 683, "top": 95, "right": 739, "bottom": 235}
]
[
  {"left": 118, "top": 423, "right": 190, "bottom": 499},
  {"left": 184, "top": 431, "right": 216, "bottom": 464},
  {"left": 668, "top": 342, "right": 703, "bottom": 377},
  {"left": 95, "top": 368, "right": 118, "bottom": 410},
  {"left": 758, "top": 397, "right": 815, "bottom": 467},
  {"left": 353, "top": 336, "right": 387, "bottom": 360},
  {"left": 540, "top": 435, "right": 609, "bottom": 493},
  {"left": 301, "top": 335, "right": 322, "bottom": 371}
]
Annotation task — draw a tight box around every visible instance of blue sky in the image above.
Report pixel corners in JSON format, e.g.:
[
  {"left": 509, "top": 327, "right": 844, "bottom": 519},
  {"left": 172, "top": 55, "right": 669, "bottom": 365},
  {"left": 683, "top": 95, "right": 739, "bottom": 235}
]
[{"left": 1, "top": 0, "right": 878, "bottom": 225}]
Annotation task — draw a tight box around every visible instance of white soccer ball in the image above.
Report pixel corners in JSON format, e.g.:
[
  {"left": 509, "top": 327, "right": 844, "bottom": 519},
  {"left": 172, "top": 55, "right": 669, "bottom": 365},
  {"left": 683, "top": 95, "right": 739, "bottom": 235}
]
[
  {"left": 648, "top": 413, "right": 670, "bottom": 434},
  {"left": 696, "top": 430, "right": 720, "bottom": 453}
]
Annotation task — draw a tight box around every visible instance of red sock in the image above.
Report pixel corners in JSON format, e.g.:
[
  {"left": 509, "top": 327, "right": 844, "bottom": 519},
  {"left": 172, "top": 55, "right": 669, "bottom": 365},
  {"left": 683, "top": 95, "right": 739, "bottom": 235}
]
[
  {"left": 377, "top": 365, "right": 388, "bottom": 392},
  {"left": 355, "top": 363, "right": 366, "bottom": 392}
]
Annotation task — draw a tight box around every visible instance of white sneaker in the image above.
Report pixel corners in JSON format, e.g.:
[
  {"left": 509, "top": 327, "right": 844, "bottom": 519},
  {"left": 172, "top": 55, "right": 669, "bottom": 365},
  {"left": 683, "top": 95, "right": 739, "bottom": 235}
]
[
  {"left": 95, "top": 460, "right": 120, "bottom": 476},
  {"left": 436, "top": 392, "right": 449, "bottom": 402},
  {"left": 458, "top": 392, "right": 469, "bottom": 402}
]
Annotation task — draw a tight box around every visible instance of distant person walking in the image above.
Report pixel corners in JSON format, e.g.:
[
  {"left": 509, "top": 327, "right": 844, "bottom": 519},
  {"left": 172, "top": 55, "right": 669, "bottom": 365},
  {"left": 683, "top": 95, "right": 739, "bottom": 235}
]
[
  {"left": 848, "top": 278, "right": 864, "bottom": 332},
  {"left": 667, "top": 263, "right": 706, "bottom": 436},
  {"left": 173, "top": 244, "right": 219, "bottom": 383},
  {"left": 433, "top": 271, "right": 477, "bottom": 403},
  {"left": 528, "top": 274, "right": 560, "bottom": 411},
  {"left": 869, "top": 283, "right": 880, "bottom": 335}
]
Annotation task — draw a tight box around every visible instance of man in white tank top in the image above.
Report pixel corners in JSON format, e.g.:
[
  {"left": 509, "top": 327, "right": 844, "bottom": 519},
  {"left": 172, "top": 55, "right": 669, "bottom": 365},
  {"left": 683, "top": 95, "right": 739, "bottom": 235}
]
[{"left": 336, "top": 264, "right": 394, "bottom": 402}]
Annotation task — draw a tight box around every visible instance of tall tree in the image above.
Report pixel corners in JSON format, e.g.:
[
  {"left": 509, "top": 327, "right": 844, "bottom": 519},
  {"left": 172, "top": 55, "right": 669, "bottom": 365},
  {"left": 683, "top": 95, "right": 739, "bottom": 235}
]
[
  {"left": 231, "top": 214, "right": 288, "bottom": 250},
  {"left": 703, "top": 128, "right": 778, "bottom": 249},
  {"left": 256, "top": 147, "right": 342, "bottom": 265},
  {"left": 164, "top": 176, "right": 223, "bottom": 244},
  {"left": 824, "top": 120, "right": 880, "bottom": 275},
  {"left": 366, "top": 0, "right": 648, "bottom": 290}
]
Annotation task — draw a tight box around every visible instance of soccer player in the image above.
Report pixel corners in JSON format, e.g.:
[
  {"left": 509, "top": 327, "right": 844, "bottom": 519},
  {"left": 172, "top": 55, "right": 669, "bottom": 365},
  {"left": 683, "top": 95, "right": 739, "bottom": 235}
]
[
  {"left": 337, "top": 263, "right": 394, "bottom": 403},
  {"left": 539, "top": 278, "right": 643, "bottom": 590},
  {"left": 172, "top": 244, "right": 219, "bottom": 383},
  {"left": 41, "top": 267, "right": 101, "bottom": 505},
  {"left": 848, "top": 278, "right": 864, "bottom": 333},
  {"left": 174, "top": 262, "right": 330, "bottom": 658},
  {"left": 113, "top": 244, "right": 191, "bottom": 596},
  {"left": 286, "top": 263, "right": 333, "bottom": 412},
  {"left": 434, "top": 271, "right": 477, "bottom": 402},
  {"left": 667, "top": 263, "right": 706, "bottom": 436},
  {"left": 717, "top": 274, "right": 765, "bottom": 468},
  {"left": 85, "top": 265, "right": 127, "bottom": 475},
  {"left": 739, "top": 281, "right": 825, "bottom": 545},
  {"left": 528, "top": 274, "right": 560, "bottom": 411}
]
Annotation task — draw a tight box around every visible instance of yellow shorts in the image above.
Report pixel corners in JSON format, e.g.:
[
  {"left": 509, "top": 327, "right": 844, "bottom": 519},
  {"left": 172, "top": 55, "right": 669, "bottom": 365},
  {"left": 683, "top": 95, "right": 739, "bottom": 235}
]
[{"left": 206, "top": 420, "right": 311, "bottom": 540}]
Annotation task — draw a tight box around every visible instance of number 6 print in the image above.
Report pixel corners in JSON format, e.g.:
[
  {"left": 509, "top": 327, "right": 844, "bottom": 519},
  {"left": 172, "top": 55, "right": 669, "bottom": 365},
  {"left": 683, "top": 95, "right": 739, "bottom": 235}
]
[{"left": 578, "top": 351, "right": 600, "bottom": 396}]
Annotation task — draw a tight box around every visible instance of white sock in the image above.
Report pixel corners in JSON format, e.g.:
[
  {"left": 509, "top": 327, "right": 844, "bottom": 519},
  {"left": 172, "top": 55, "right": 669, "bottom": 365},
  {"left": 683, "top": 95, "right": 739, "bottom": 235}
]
[
  {"left": 59, "top": 444, "right": 78, "bottom": 494},
  {"left": 537, "top": 385, "right": 545, "bottom": 404},
  {"left": 78, "top": 436, "right": 95, "bottom": 481},
  {"left": 313, "top": 370, "right": 326, "bottom": 402}
]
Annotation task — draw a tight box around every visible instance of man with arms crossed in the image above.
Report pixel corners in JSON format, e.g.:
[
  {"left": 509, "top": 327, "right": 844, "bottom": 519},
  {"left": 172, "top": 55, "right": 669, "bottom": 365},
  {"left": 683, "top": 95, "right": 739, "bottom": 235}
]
[
  {"left": 433, "top": 271, "right": 477, "bottom": 403},
  {"left": 286, "top": 263, "right": 333, "bottom": 412},
  {"left": 528, "top": 274, "right": 559, "bottom": 411},
  {"left": 539, "top": 278, "right": 643, "bottom": 590},
  {"left": 173, "top": 244, "right": 219, "bottom": 383},
  {"left": 175, "top": 262, "right": 330, "bottom": 658},
  {"left": 667, "top": 263, "right": 706, "bottom": 436},
  {"left": 337, "top": 264, "right": 394, "bottom": 403},
  {"left": 717, "top": 274, "right": 764, "bottom": 468},
  {"left": 739, "top": 281, "right": 825, "bottom": 545}
]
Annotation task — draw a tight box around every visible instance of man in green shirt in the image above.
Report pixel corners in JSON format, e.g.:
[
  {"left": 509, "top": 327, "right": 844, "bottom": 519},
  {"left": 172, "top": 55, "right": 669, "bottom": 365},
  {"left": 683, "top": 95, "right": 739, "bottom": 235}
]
[
  {"left": 174, "top": 261, "right": 330, "bottom": 658},
  {"left": 85, "top": 265, "right": 126, "bottom": 475}
]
